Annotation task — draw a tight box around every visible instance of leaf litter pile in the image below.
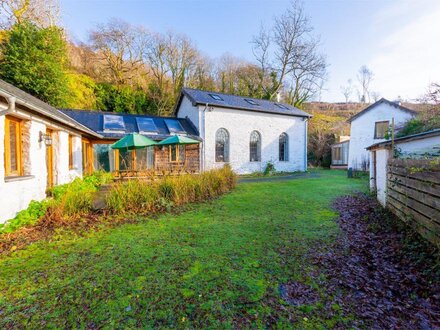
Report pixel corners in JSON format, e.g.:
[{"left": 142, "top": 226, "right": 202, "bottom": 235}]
[{"left": 280, "top": 194, "right": 440, "bottom": 329}]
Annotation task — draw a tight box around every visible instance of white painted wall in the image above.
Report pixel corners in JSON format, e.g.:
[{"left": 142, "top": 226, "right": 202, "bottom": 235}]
[
  {"left": 0, "top": 118, "right": 47, "bottom": 222},
  {"left": 56, "top": 131, "right": 82, "bottom": 184},
  {"left": 370, "top": 148, "right": 391, "bottom": 207},
  {"left": 348, "top": 103, "right": 414, "bottom": 170},
  {"left": 202, "top": 106, "right": 307, "bottom": 174},
  {"left": 177, "top": 96, "right": 200, "bottom": 131},
  {"left": 0, "top": 115, "right": 84, "bottom": 224}
]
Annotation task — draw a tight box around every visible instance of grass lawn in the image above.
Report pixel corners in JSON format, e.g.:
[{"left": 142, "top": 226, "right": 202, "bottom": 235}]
[{"left": 0, "top": 170, "right": 366, "bottom": 328}]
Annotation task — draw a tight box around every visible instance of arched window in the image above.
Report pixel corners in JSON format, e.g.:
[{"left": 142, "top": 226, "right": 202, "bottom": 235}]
[
  {"left": 279, "top": 133, "right": 288, "bottom": 161},
  {"left": 215, "top": 128, "right": 229, "bottom": 162},
  {"left": 249, "top": 131, "right": 261, "bottom": 162}
]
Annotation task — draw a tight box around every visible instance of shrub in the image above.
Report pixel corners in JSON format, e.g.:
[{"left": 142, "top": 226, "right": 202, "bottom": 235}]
[
  {"left": 105, "top": 166, "right": 236, "bottom": 216},
  {"left": 0, "top": 172, "right": 112, "bottom": 233}
]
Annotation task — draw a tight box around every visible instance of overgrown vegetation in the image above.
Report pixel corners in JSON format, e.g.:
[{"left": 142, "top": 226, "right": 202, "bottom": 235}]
[
  {"left": 105, "top": 166, "right": 236, "bottom": 215},
  {"left": 0, "top": 168, "right": 235, "bottom": 253},
  {"left": 0, "top": 172, "right": 112, "bottom": 234},
  {"left": 397, "top": 107, "right": 440, "bottom": 137}
]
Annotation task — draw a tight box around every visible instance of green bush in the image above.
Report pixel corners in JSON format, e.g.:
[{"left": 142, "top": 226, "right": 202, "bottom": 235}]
[
  {"left": 0, "top": 172, "right": 112, "bottom": 233},
  {"left": 105, "top": 166, "right": 236, "bottom": 215}
]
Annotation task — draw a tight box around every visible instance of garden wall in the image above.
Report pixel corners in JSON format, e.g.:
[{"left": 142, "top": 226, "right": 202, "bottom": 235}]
[{"left": 387, "top": 158, "right": 440, "bottom": 245}]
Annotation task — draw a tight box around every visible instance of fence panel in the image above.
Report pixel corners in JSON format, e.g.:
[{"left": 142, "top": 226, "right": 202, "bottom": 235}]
[{"left": 387, "top": 158, "right": 440, "bottom": 245}]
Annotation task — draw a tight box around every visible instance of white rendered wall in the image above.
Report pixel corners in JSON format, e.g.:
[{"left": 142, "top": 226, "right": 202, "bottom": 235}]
[
  {"left": 202, "top": 106, "right": 307, "bottom": 174},
  {"left": 0, "top": 116, "right": 84, "bottom": 224},
  {"left": 348, "top": 103, "right": 414, "bottom": 170},
  {"left": 56, "top": 131, "right": 82, "bottom": 184},
  {"left": 177, "top": 96, "right": 200, "bottom": 131},
  {"left": 0, "top": 118, "right": 48, "bottom": 223},
  {"left": 374, "top": 148, "right": 391, "bottom": 207}
]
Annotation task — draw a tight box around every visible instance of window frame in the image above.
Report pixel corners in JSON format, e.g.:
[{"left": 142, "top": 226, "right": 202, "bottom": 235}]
[
  {"left": 169, "top": 145, "right": 185, "bottom": 163},
  {"left": 374, "top": 121, "right": 389, "bottom": 139},
  {"left": 215, "top": 128, "right": 230, "bottom": 163},
  {"left": 249, "top": 130, "right": 261, "bottom": 162},
  {"left": 4, "top": 116, "right": 23, "bottom": 177},
  {"left": 209, "top": 94, "right": 223, "bottom": 101},
  {"left": 279, "top": 133, "right": 289, "bottom": 162}
]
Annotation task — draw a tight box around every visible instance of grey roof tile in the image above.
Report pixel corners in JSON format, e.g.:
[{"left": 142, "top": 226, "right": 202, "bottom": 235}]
[{"left": 178, "top": 88, "right": 311, "bottom": 118}]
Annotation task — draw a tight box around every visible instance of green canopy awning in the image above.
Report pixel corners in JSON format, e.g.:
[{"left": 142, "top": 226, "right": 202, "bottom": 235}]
[
  {"left": 111, "top": 133, "right": 157, "bottom": 150},
  {"left": 158, "top": 135, "right": 201, "bottom": 146}
]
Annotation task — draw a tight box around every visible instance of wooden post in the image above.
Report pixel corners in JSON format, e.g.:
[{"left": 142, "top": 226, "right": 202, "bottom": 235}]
[{"left": 391, "top": 117, "right": 395, "bottom": 158}]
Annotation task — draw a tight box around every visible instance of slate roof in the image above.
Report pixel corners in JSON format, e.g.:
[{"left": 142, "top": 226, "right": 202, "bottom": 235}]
[
  {"left": 60, "top": 109, "right": 200, "bottom": 141},
  {"left": 176, "top": 88, "right": 311, "bottom": 118},
  {"left": 348, "top": 98, "right": 417, "bottom": 123},
  {"left": 366, "top": 128, "right": 440, "bottom": 150},
  {"left": 0, "top": 79, "right": 101, "bottom": 137}
]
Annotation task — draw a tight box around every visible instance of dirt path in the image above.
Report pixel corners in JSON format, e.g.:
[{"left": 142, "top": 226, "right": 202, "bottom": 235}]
[{"left": 281, "top": 194, "right": 440, "bottom": 329}]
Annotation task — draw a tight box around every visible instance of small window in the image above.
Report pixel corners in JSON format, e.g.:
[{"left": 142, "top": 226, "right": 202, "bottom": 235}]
[
  {"left": 274, "top": 103, "right": 288, "bottom": 109},
  {"left": 164, "top": 119, "right": 186, "bottom": 134},
  {"left": 374, "top": 121, "right": 389, "bottom": 139},
  {"left": 209, "top": 94, "right": 223, "bottom": 101},
  {"left": 136, "top": 117, "right": 158, "bottom": 134},
  {"left": 279, "top": 133, "right": 288, "bottom": 161},
  {"left": 68, "top": 135, "right": 74, "bottom": 169},
  {"left": 4, "top": 116, "right": 22, "bottom": 176},
  {"left": 169, "top": 145, "right": 185, "bottom": 163},
  {"left": 215, "top": 128, "right": 229, "bottom": 162},
  {"left": 245, "top": 99, "right": 259, "bottom": 106},
  {"left": 333, "top": 146, "right": 342, "bottom": 161},
  {"left": 103, "top": 115, "right": 125, "bottom": 131},
  {"left": 250, "top": 131, "right": 261, "bottom": 162}
]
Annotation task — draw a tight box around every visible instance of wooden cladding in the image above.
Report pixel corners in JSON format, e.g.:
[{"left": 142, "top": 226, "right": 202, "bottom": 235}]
[
  {"left": 387, "top": 158, "right": 440, "bottom": 244},
  {"left": 4, "top": 116, "right": 22, "bottom": 177}
]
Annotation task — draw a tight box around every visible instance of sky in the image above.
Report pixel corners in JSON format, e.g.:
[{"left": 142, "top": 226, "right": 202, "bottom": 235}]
[{"left": 59, "top": 0, "right": 440, "bottom": 103}]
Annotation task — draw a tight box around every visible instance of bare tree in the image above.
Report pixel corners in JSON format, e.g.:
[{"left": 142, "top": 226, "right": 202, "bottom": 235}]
[
  {"left": 340, "top": 79, "right": 353, "bottom": 103},
  {"left": 163, "top": 31, "right": 199, "bottom": 97},
  {"left": 357, "top": 65, "right": 373, "bottom": 103},
  {"left": 89, "top": 19, "right": 149, "bottom": 86},
  {"left": 0, "top": 0, "right": 60, "bottom": 28},
  {"left": 252, "top": 0, "right": 327, "bottom": 106},
  {"left": 370, "top": 91, "right": 381, "bottom": 102}
]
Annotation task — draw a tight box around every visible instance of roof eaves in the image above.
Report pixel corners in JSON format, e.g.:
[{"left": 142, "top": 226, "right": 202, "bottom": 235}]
[
  {"left": 348, "top": 98, "right": 417, "bottom": 123},
  {"left": 366, "top": 128, "right": 440, "bottom": 150}
]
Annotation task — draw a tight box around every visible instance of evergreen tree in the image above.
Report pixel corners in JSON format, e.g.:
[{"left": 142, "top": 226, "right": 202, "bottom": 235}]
[{"left": 0, "top": 21, "right": 69, "bottom": 107}]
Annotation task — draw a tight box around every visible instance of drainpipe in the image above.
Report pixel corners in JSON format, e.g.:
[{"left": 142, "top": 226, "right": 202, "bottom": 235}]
[
  {"left": 304, "top": 117, "right": 309, "bottom": 171},
  {"left": 200, "top": 103, "right": 209, "bottom": 172}
]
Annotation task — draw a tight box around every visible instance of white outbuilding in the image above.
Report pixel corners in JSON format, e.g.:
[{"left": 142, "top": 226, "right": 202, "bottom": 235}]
[
  {"left": 347, "top": 98, "right": 416, "bottom": 170},
  {"left": 367, "top": 128, "right": 440, "bottom": 206},
  {"left": 175, "top": 88, "right": 311, "bottom": 174}
]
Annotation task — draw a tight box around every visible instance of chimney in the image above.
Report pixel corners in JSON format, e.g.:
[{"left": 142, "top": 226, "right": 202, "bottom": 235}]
[{"left": 276, "top": 91, "right": 281, "bottom": 103}]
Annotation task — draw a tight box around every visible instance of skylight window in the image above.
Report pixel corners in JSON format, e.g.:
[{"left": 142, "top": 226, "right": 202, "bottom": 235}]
[
  {"left": 164, "top": 119, "right": 186, "bottom": 134},
  {"left": 103, "top": 114, "right": 125, "bottom": 131},
  {"left": 136, "top": 117, "right": 158, "bottom": 134},
  {"left": 245, "top": 99, "right": 259, "bottom": 106},
  {"left": 274, "top": 103, "right": 289, "bottom": 110},
  {"left": 209, "top": 94, "right": 223, "bottom": 101}
]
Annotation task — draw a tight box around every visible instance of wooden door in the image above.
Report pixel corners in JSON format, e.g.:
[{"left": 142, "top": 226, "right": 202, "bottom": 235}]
[
  {"left": 46, "top": 129, "right": 54, "bottom": 188},
  {"left": 82, "top": 138, "right": 93, "bottom": 174}
]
